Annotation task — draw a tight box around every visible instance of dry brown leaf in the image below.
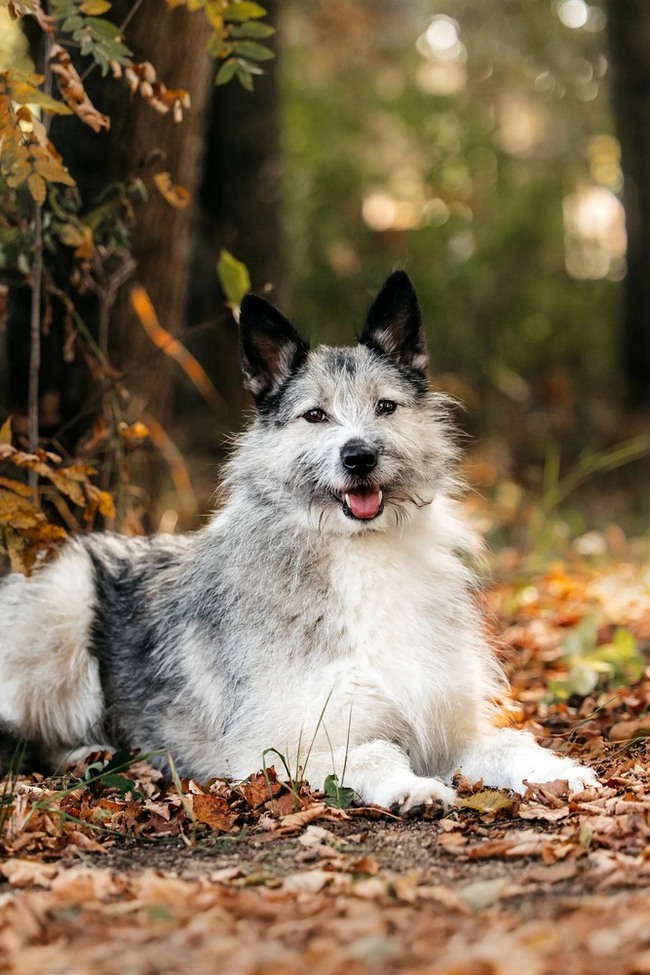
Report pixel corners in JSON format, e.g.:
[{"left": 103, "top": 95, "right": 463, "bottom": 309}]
[
  {"left": 192, "top": 793, "right": 236, "bottom": 832},
  {"left": 49, "top": 44, "right": 110, "bottom": 134},
  {"left": 0, "top": 493, "right": 45, "bottom": 529},
  {"left": 518, "top": 803, "right": 571, "bottom": 822},
  {"left": 609, "top": 717, "right": 650, "bottom": 741},
  {"left": 0, "top": 476, "right": 33, "bottom": 497},
  {"left": 26, "top": 171, "right": 46, "bottom": 205},
  {"left": 239, "top": 768, "right": 283, "bottom": 808},
  {"left": 1, "top": 859, "right": 58, "bottom": 889},
  {"left": 282, "top": 869, "right": 332, "bottom": 894},
  {"left": 459, "top": 876, "right": 509, "bottom": 910}
]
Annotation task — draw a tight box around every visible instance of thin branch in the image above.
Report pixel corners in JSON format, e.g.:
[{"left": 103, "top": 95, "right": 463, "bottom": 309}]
[
  {"left": 80, "top": 0, "right": 145, "bottom": 82},
  {"left": 28, "top": 202, "right": 43, "bottom": 501},
  {"left": 27, "top": 29, "right": 53, "bottom": 501}
]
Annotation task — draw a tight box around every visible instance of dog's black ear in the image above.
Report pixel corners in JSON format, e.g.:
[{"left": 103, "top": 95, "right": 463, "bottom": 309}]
[
  {"left": 359, "top": 271, "right": 428, "bottom": 375},
  {"left": 239, "top": 293, "right": 309, "bottom": 405}
]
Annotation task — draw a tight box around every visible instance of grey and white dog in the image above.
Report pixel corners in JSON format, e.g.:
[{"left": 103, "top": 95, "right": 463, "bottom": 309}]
[{"left": 0, "top": 272, "right": 596, "bottom": 809}]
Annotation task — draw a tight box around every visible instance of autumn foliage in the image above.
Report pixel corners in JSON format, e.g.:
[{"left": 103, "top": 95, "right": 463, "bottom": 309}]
[{"left": 0, "top": 0, "right": 273, "bottom": 568}]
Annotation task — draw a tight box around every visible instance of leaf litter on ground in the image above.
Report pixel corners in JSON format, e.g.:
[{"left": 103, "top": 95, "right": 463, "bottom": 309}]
[{"left": 2, "top": 559, "right": 650, "bottom": 972}]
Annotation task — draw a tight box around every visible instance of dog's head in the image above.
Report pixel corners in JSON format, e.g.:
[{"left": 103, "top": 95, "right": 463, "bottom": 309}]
[{"left": 236, "top": 271, "right": 458, "bottom": 534}]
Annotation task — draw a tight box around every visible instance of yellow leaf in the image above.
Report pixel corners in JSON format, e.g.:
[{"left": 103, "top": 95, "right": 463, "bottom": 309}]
[
  {"left": 27, "top": 171, "right": 46, "bottom": 205},
  {"left": 4, "top": 529, "right": 33, "bottom": 575},
  {"left": 79, "top": 0, "right": 112, "bottom": 12},
  {"left": 0, "top": 476, "right": 33, "bottom": 498},
  {"left": 153, "top": 171, "right": 192, "bottom": 209},
  {"left": 22, "top": 522, "right": 67, "bottom": 545},
  {"left": 118, "top": 421, "right": 150, "bottom": 442},
  {"left": 56, "top": 222, "right": 85, "bottom": 248},
  {"left": 0, "top": 493, "right": 44, "bottom": 530},
  {"left": 35, "top": 156, "right": 76, "bottom": 186},
  {"left": 9, "top": 74, "right": 73, "bottom": 115},
  {"left": 84, "top": 483, "right": 116, "bottom": 520},
  {"left": 46, "top": 470, "right": 87, "bottom": 507},
  {"left": 74, "top": 225, "right": 93, "bottom": 261},
  {"left": 456, "top": 790, "right": 514, "bottom": 815},
  {"left": 96, "top": 489, "right": 116, "bottom": 519},
  {"left": 0, "top": 416, "right": 11, "bottom": 445}
]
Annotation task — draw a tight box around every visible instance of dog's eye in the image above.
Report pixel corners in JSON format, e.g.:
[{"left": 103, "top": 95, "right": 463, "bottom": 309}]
[
  {"left": 376, "top": 400, "right": 397, "bottom": 417},
  {"left": 303, "top": 408, "right": 328, "bottom": 424}
]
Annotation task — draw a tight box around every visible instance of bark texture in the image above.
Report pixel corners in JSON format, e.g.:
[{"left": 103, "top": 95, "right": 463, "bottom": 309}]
[{"left": 606, "top": 0, "right": 650, "bottom": 404}]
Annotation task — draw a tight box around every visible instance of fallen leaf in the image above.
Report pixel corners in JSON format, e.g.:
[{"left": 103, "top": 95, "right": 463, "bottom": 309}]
[
  {"left": 192, "top": 793, "right": 236, "bottom": 832},
  {"left": 1, "top": 859, "right": 58, "bottom": 888},
  {"left": 609, "top": 718, "right": 650, "bottom": 742},
  {"left": 239, "top": 768, "right": 283, "bottom": 808},
  {"left": 456, "top": 789, "right": 515, "bottom": 815},
  {"left": 459, "top": 876, "right": 509, "bottom": 910}
]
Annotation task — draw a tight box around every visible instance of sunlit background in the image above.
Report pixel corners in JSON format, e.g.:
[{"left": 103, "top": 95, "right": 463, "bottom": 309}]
[
  {"left": 2, "top": 0, "right": 649, "bottom": 552},
  {"left": 282, "top": 0, "right": 621, "bottom": 404}
]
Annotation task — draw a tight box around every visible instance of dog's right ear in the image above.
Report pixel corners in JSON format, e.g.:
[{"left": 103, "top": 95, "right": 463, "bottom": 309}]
[
  {"left": 360, "top": 271, "right": 428, "bottom": 375},
  {"left": 239, "top": 294, "right": 309, "bottom": 405}
]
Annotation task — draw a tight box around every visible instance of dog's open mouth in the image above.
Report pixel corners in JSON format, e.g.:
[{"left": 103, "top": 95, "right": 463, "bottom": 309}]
[{"left": 342, "top": 488, "right": 384, "bottom": 521}]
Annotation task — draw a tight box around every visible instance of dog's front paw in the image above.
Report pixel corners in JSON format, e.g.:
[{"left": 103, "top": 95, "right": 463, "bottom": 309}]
[
  {"left": 368, "top": 771, "right": 456, "bottom": 813},
  {"left": 524, "top": 758, "right": 599, "bottom": 794}
]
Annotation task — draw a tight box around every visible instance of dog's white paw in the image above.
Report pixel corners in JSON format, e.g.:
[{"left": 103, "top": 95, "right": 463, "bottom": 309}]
[
  {"left": 368, "top": 770, "right": 456, "bottom": 813},
  {"left": 523, "top": 757, "right": 599, "bottom": 794}
]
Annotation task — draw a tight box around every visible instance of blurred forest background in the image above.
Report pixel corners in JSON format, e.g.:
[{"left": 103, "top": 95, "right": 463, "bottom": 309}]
[{"left": 1, "top": 0, "right": 649, "bottom": 559}]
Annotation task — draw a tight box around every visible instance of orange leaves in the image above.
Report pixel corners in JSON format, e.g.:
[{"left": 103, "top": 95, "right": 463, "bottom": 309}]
[
  {"left": 0, "top": 418, "right": 115, "bottom": 572},
  {"left": 192, "top": 793, "right": 237, "bottom": 831},
  {"left": 49, "top": 43, "right": 110, "bottom": 133},
  {"left": 153, "top": 171, "right": 192, "bottom": 209},
  {"left": 130, "top": 285, "right": 224, "bottom": 412},
  {"left": 239, "top": 768, "right": 283, "bottom": 808},
  {"left": 0, "top": 68, "right": 75, "bottom": 205},
  {"left": 123, "top": 62, "right": 191, "bottom": 122}
]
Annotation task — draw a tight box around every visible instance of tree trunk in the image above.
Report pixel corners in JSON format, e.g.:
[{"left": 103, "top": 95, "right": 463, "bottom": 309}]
[
  {"left": 187, "top": 0, "right": 284, "bottom": 413},
  {"left": 112, "top": 1, "right": 213, "bottom": 424},
  {"left": 605, "top": 0, "right": 650, "bottom": 405},
  {"left": 6, "top": 1, "right": 213, "bottom": 442}
]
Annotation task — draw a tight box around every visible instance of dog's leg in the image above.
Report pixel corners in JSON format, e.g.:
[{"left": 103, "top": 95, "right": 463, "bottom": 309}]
[
  {"left": 305, "top": 739, "right": 456, "bottom": 812},
  {"left": 457, "top": 727, "right": 598, "bottom": 794}
]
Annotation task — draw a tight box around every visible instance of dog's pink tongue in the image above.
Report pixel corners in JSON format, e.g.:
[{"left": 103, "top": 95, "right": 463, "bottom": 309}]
[{"left": 345, "top": 488, "right": 382, "bottom": 520}]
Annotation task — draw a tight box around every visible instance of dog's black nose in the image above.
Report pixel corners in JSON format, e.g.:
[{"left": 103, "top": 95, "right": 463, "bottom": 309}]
[{"left": 341, "top": 441, "right": 378, "bottom": 476}]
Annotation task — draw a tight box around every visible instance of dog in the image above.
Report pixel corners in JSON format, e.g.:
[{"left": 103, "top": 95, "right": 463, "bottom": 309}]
[{"left": 0, "top": 271, "right": 596, "bottom": 810}]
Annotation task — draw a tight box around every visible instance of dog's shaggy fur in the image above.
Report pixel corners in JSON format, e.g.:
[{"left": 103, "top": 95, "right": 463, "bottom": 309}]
[{"left": 0, "top": 272, "right": 596, "bottom": 809}]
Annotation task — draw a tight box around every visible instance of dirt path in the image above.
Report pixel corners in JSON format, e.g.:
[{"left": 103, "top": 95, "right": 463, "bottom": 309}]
[{"left": 2, "top": 811, "right": 650, "bottom": 975}]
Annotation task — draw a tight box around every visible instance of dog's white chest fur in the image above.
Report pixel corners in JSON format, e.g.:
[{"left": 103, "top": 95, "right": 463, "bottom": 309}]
[{"left": 297, "top": 508, "right": 484, "bottom": 776}]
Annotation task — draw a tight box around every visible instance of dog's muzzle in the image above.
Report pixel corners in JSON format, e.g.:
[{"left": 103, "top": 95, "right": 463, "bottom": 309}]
[{"left": 339, "top": 440, "right": 383, "bottom": 520}]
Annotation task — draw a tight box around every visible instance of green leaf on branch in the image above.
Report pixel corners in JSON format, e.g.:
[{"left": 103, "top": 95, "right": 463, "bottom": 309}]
[
  {"left": 217, "top": 249, "right": 251, "bottom": 310},
  {"left": 51, "top": 0, "right": 132, "bottom": 74},
  {"left": 225, "top": 1, "right": 267, "bottom": 22},
  {"left": 229, "top": 21, "right": 275, "bottom": 39},
  {"left": 215, "top": 58, "right": 238, "bottom": 86},
  {"left": 232, "top": 39, "right": 274, "bottom": 61}
]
